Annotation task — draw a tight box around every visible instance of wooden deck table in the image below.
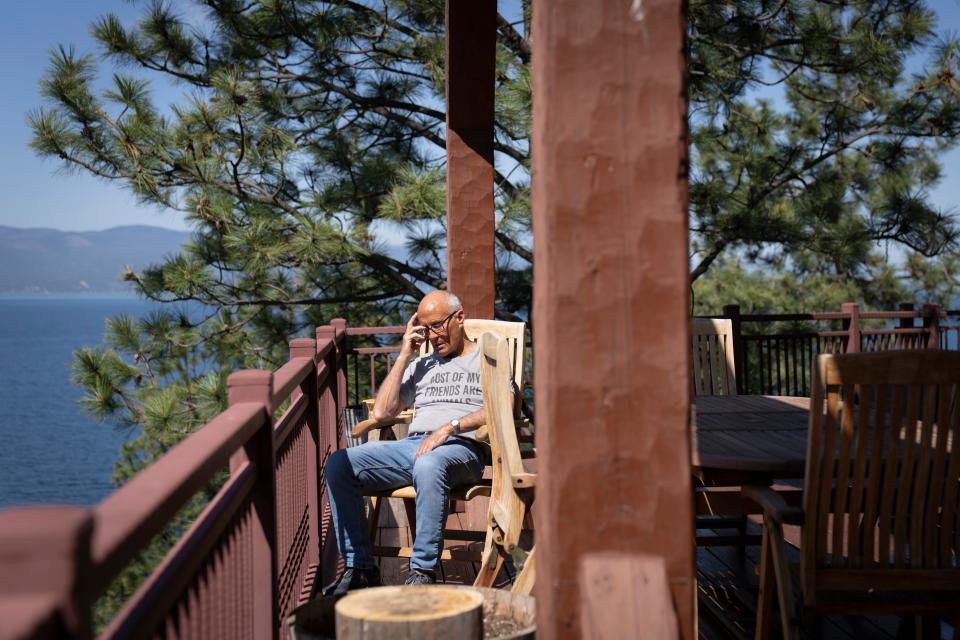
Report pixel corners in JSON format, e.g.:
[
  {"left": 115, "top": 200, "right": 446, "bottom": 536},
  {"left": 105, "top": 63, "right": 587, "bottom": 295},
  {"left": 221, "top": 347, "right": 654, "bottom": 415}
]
[{"left": 693, "top": 395, "right": 810, "bottom": 487}]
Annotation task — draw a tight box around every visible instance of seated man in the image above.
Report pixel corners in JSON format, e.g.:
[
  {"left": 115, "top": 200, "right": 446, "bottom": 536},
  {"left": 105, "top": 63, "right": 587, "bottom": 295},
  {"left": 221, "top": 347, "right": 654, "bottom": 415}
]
[{"left": 323, "top": 290, "right": 488, "bottom": 593}]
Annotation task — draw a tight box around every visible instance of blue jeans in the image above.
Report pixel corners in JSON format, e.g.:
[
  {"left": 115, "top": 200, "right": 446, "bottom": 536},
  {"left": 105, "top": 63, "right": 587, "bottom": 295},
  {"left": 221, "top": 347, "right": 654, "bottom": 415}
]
[{"left": 324, "top": 434, "right": 485, "bottom": 572}]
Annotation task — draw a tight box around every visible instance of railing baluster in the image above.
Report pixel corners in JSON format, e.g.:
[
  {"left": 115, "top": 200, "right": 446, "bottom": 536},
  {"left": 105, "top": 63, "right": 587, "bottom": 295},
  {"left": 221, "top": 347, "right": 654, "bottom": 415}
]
[{"left": 774, "top": 337, "right": 782, "bottom": 395}]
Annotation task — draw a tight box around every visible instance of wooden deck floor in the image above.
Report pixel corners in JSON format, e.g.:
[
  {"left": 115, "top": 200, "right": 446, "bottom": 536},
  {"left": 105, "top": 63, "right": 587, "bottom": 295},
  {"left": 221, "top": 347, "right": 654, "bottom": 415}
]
[
  {"left": 372, "top": 512, "right": 953, "bottom": 638},
  {"left": 697, "top": 519, "right": 954, "bottom": 640},
  {"left": 373, "top": 512, "right": 518, "bottom": 588}
]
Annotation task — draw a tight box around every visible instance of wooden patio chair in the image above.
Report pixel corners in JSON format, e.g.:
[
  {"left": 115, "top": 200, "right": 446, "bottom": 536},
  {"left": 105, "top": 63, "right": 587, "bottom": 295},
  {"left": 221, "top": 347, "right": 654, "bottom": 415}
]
[
  {"left": 349, "top": 320, "right": 530, "bottom": 567},
  {"left": 474, "top": 330, "right": 536, "bottom": 587},
  {"left": 743, "top": 351, "right": 960, "bottom": 640},
  {"left": 691, "top": 317, "right": 748, "bottom": 546},
  {"left": 690, "top": 318, "right": 737, "bottom": 396}
]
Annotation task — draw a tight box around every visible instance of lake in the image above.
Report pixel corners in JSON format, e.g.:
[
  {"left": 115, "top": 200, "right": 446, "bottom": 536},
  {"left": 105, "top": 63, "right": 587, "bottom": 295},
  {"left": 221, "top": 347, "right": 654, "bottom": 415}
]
[{"left": 0, "top": 296, "right": 157, "bottom": 508}]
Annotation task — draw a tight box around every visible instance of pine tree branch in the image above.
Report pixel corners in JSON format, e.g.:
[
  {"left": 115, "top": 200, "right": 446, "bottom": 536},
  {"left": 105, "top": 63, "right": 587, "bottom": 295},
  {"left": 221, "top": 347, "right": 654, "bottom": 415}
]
[
  {"left": 497, "top": 13, "right": 531, "bottom": 64},
  {"left": 357, "top": 253, "right": 428, "bottom": 300},
  {"left": 133, "top": 287, "right": 406, "bottom": 307},
  {"left": 495, "top": 230, "right": 532, "bottom": 263},
  {"left": 689, "top": 239, "right": 727, "bottom": 283},
  {"left": 335, "top": 1, "right": 422, "bottom": 40},
  {"left": 374, "top": 254, "right": 445, "bottom": 289}
]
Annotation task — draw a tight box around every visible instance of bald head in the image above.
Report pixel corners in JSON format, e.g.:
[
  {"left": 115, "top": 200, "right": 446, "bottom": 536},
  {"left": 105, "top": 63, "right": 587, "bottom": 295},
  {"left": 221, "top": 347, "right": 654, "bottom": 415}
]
[
  {"left": 417, "top": 290, "right": 462, "bottom": 317},
  {"left": 416, "top": 290, "right": 469, "bottom": 357}
]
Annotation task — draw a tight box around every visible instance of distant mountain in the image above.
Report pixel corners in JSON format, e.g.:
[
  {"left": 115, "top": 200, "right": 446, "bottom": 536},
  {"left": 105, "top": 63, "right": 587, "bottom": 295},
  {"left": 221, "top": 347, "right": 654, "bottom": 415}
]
[{"left": 0, "top": 225, "right": 189, "bottom": 293}]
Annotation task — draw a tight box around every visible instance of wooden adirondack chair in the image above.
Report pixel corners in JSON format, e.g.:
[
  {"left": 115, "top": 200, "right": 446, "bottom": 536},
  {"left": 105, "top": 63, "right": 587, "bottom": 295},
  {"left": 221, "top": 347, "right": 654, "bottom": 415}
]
[
  {"left": 690, "top": 318, "right": 737, "bottom": 396},
  {"left": 744, "top": 351, "right": 960, "bottom": 640},
  {"left": 474, "top": 330, "right": 536, "bottom": 587},
  {"left": 349, "top": 320, "right": 529, "bottom": 566}
]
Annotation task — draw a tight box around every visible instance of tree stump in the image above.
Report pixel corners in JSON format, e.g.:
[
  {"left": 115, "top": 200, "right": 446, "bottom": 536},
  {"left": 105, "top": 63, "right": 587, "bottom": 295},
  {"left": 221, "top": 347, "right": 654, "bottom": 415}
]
[{"left": 335, "top": 586, "right": 483, "bottom": 640}]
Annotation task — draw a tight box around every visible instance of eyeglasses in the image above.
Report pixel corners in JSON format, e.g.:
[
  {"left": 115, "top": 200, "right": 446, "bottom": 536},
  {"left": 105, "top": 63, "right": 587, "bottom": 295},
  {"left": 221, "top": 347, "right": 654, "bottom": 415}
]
[{"left": 425, "top": 310, "right": 458, "bottom": 336}]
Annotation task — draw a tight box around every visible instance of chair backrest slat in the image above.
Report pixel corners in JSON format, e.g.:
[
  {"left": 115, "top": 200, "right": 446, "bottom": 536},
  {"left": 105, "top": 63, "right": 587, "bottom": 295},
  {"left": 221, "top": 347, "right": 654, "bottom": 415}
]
[
  {"left": 925, "top": 389, "right": 953, "bottom": 566},
  {"left": 940, "top": 404, "right": 960, "bottom": 567},
  {"left": 876, "top": 384, "right": 904, "bottom": 566},
  {"left": 860, "top": 384, "right": 886, "bottom": 565},
  {"left": 803, "top": 351, "right": 960, "bottom": 595},
  {"left": 463, "top": 319, "right": 526, "bottom": 392},
  {"left": 894, "top": 385, "right": 922, "bottom": 568},
  {"left": 690, "top": 318, "right": 737, "bottom": 396},
  {"left": 831, "top": 383, "right": 855, "bottom": 565},
  {"left": 910, "top": 386, "right": 939, "bottom": 567},
  {"left": 845, "top": 383, "right": 872, "bottom": 565}
]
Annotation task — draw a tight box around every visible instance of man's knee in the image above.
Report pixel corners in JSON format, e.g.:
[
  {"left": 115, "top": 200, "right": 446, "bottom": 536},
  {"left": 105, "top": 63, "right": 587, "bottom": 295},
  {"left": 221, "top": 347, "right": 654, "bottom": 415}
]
[
  {"left": 325, "top": 449, "right": 353, "bottom": 485},
  {"left": 411, "top": 454, "right": 446, "bottom": 486}
]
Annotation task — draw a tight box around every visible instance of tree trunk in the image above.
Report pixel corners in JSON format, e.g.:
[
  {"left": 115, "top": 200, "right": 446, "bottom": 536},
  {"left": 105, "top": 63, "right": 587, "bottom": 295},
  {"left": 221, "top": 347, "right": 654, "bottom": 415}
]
[{"left": 335, "top": 586, "right": 483, "bottom": 640}]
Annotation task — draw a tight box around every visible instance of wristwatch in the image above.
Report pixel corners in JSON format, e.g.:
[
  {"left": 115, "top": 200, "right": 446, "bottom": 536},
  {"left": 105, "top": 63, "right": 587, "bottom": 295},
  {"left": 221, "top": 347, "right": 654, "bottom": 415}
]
[{"left": 450, "top": 419, "right": 461, "bottom": 434}]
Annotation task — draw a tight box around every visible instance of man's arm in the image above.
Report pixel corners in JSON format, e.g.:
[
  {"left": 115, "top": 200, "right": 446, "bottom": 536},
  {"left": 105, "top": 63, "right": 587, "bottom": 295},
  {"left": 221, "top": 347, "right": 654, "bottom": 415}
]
[
  {"left": 371, "top": 313, "right": 424, "bottom": 422},
  {"left": 415, "top": 407, "right": 486, "bottom": 457}
]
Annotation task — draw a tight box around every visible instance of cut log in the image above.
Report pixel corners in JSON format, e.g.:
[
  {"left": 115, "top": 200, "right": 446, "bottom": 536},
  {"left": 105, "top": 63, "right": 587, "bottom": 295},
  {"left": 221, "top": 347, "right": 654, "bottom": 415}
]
[{"left": 335, "top": 585, "right": 483, "bottom": 640}]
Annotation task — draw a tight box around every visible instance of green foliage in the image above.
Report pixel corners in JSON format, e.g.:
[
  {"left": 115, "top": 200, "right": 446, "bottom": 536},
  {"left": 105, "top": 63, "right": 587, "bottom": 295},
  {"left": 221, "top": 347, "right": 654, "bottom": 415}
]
[{"left": 689, "top": 0, "right": 960, "bottom": 293}]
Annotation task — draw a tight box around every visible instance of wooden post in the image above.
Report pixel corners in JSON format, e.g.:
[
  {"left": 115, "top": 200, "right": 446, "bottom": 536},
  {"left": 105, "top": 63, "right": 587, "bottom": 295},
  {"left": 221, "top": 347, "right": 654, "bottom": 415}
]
[
  {"left": 531, "top": 0, "right": 694, "bottom": 637},
  {"left": 0, "top": 507, "right": 93, "bottom": 640},
  {"left": 897, "top": 302, "right": 915, "bottom": 350},
  {"left": 841, "top": 302, "right": 861, "bottom": 353},
  {"left": 923, "top": 303, "right": 941, "bottom": 349},
  {"left": 898, "top": 302, "right": 915, "bottom": 329},
  {"left": 722, "top": 304, "right": 744, "bottom": 395},
  {"left": 579, "top": 553, "right": 679, "bottom": 640},
  {"left": 316, "top": 324, "right": 345, "bottom": 587},
  {"left": 330, "top": 319, "right": 348, "bottom": 432},
  {"left": 445, "top": 0, "right": 496, "bottom": 319},
  {"left": 227, "top": 370, "right": 279, "bottom": 640},
  {"left": 291, "top": 338, "right": 322, "bottom": 576}
]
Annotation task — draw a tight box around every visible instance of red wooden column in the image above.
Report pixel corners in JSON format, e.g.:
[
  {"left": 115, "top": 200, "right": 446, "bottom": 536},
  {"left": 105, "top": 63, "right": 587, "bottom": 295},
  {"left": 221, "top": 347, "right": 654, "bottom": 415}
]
[
  {"left": 531, "top": 0, "right": 694, "bottom": 638},
  {"left": 445, "top": 0, "right": 496, "bottom": 319}
]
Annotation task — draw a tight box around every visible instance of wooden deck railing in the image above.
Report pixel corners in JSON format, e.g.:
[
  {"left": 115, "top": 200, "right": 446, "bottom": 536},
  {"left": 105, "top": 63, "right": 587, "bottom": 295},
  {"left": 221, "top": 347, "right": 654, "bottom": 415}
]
[
  {"left": 718, "top": 302, "right": 960, "bottom": 396},
  {"left": 0, "top": 321, "right": 350, "bottom": 640},
  {"left": 342, "top": 325, "right": 406, "bottom": 407}
]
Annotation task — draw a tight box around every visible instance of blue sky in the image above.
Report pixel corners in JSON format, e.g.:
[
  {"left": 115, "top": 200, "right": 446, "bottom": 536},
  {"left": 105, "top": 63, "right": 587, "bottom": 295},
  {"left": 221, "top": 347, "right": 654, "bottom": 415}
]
[
  {"left": 0, "top": 1, "right": 957, "bottom": 233},
  {"left": 0, "top": 2, "right": 190, "bottom": 231}
]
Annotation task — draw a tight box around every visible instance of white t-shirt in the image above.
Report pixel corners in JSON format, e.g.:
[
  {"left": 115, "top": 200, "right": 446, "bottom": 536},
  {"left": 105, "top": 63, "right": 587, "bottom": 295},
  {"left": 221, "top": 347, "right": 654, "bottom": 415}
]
[{"left": 399, "top": 347, "right": 483, "bottom": 438}]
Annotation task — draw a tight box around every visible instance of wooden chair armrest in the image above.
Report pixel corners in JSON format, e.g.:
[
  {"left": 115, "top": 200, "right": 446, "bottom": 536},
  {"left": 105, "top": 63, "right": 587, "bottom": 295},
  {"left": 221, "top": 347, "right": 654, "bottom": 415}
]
[
  {"left": 352, "top": 417, "right": 404, "bottom": 438},
  {"left": 741, "top": 485, "right": 804, "bottom": 526},
  {"left": 512, "top": 472, "right": 536, "bottom": 489}
]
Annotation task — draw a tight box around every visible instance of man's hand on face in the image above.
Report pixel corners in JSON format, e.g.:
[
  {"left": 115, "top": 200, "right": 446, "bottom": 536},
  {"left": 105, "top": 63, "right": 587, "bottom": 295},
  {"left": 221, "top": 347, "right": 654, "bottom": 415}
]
[
  {"left": 415, "top": 424, "right": 455, "bottom": 457},
  {"left": 401, "top": 312, "right": 426, "bottom": 358}
]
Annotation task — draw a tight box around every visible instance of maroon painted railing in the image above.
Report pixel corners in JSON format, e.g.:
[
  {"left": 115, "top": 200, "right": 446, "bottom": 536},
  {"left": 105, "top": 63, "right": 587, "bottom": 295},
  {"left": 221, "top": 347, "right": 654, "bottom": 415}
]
[
  {"left": 0, "top": 321, "right": 350, "bottom": 640},
  {"left": 342, "top": 325, "right": 405, "bottom": 406},
  {"left": 719, "top": 302, "right": 960, "bottom": 396}
]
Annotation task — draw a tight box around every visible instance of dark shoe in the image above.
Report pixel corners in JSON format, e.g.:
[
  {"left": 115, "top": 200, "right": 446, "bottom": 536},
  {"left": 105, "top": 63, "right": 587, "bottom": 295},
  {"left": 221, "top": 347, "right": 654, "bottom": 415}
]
[
  {"left": 404, "top": 569, "right": 436, "bottom": 586},
  {"left": 323, "top": 565, "right": 381, "bottom": 597}
]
